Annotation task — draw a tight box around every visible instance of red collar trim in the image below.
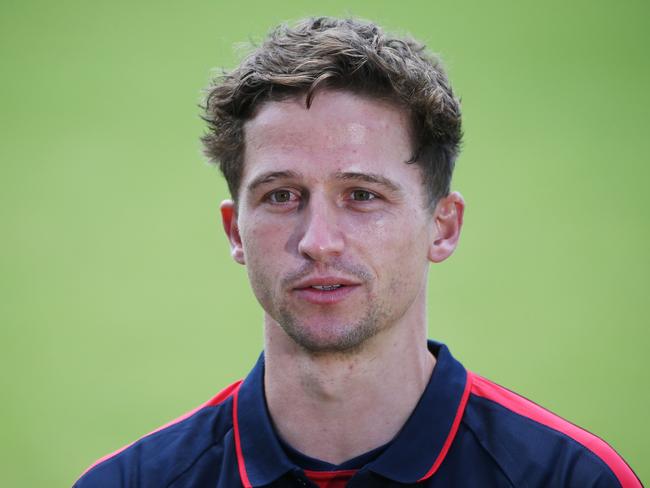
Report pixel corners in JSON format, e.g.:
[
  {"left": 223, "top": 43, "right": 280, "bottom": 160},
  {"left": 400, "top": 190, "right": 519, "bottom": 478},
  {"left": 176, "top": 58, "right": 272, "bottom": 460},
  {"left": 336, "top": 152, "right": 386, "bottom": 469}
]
[{"left": 417, "top": 370, "right": 473, "bottom": 481}]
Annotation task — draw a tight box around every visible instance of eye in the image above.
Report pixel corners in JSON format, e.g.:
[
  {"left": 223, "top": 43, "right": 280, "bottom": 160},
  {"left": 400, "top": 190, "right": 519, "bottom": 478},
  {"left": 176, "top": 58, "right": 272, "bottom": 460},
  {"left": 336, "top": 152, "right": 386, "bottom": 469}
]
[
  {"left": 265, "top": 189, "right": 298, "bottom": 204},
  {"left": 350, "top": 189, "right": 377, "bottom": 201}
]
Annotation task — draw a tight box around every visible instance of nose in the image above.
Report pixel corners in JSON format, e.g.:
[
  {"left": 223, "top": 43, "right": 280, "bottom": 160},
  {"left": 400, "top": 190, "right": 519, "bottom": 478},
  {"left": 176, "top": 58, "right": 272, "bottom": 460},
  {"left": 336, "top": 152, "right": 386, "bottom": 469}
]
[{"left": 297, "top": 201, "right": 345, "bottom": 262}]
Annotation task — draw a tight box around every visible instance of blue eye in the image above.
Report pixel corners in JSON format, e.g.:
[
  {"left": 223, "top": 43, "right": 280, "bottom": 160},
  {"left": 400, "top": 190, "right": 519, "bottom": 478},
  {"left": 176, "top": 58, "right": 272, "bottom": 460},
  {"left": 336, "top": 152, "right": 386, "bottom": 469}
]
[{"left": 351, "top": 190, "right": 376, "bottom": 201}]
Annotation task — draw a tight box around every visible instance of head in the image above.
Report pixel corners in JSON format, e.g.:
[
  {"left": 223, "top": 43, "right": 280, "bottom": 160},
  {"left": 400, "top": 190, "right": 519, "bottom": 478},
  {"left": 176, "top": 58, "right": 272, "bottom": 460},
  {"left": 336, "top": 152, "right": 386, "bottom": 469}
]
[
  {"left": 201, "top": 16, "right": 462, "bottom": 209},
  {"left": 203, "top": 17, "right": 464, "bottom": 354}
]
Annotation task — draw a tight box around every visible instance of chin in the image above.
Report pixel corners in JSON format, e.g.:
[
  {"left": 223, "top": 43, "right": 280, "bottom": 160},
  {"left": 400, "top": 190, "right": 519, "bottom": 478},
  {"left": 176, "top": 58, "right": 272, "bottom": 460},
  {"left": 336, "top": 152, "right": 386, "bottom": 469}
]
[{"left": 278, "top": 315, "right": 382, "bottom": 355}]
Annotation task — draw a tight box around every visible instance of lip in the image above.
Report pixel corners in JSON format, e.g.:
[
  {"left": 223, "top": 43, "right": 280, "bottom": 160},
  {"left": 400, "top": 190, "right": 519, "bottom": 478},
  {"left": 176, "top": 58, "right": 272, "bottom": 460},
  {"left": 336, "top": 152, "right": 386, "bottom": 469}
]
[
  {"left": 292, "top": 284, "right": 360, "bottom": 305},
  {"left": 291, "top": 276, "right": 362, "bottom": 305},
  {"left": 293, "top": 275, "right": 361, "bottom": 289}
]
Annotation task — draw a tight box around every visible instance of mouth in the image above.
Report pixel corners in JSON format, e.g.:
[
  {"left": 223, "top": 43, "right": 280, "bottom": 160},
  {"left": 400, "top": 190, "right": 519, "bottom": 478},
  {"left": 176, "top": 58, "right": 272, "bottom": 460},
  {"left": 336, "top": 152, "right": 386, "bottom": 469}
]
[
  {"left": 309, "top": 284, "right": 344, "bottom": 291},
  {"left": 292, "top": 278, "right": 361, "bottom": 305}
]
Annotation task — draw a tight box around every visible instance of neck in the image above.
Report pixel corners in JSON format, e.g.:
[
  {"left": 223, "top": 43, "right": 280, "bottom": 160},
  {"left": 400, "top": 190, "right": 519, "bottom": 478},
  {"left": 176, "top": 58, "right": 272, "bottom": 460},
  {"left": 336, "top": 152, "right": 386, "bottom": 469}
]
[{"left": 263, "top": 301, "right": 435, "bottom": 465}]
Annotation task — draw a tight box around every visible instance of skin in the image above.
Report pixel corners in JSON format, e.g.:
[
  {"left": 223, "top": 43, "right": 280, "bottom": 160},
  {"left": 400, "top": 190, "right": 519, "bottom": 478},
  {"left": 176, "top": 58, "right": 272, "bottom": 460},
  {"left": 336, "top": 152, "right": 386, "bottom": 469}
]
[{"left": 221, "top": 89, "right": 464, "bottom": 464}]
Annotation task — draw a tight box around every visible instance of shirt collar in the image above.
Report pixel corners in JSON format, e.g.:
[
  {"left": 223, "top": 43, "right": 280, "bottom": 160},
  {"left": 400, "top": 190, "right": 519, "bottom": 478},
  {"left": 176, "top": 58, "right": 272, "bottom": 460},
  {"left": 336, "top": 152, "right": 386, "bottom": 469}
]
[
  {"left": 366, "top": 340, "right": 471, "bottom": 483},
  {"left": 233, "top": 341, "right": 470, "bottom": 486},
  {"left": 233, "top": 353, "right": 295, "bottom": 487}
]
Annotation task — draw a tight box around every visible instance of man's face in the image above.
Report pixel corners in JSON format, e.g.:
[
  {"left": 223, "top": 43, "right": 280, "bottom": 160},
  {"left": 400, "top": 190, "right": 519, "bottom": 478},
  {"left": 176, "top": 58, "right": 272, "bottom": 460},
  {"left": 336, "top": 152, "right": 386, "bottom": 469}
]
[{"left": 222, "top": 89, "right": 458, "bottom": 353}]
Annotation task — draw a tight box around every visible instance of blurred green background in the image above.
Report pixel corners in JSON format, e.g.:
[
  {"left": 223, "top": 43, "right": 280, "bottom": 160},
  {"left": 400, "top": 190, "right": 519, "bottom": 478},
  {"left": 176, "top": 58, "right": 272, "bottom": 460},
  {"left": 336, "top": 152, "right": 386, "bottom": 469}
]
[{"left": 1, "top": 0, "right": 647, "bottom": 485}]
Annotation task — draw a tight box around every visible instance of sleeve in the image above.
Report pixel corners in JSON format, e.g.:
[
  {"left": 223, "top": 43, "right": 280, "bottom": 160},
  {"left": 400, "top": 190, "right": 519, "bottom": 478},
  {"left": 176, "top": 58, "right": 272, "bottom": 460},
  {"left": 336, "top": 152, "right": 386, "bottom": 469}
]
[{"left": 73, "top": 454, "right": 133, "bottom": 488}]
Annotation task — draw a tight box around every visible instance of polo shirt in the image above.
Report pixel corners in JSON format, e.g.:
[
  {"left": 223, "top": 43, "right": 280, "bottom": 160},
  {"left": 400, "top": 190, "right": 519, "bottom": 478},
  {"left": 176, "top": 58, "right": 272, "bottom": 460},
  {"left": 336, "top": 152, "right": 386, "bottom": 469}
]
[{"left": 74, "top": 341, "right": 642, "bottom": 487}]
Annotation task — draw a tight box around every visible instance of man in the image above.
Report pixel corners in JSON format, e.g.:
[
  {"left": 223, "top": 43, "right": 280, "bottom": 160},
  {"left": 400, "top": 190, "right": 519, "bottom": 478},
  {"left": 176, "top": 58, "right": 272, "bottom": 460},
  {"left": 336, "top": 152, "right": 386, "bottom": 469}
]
[{"left": 75, "top": 17, "right": 641, "bottom": 487}]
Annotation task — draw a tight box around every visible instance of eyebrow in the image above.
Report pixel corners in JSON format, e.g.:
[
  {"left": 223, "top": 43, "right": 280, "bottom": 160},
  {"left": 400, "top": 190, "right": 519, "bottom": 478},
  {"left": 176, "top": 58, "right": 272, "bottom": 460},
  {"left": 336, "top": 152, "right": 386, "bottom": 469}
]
[
  {"left": 245, "top": 169, "right": 403, "bottom": 194},
  {"left": 334, "top": 172, "right": 403, "bottom": 193},
  {"left": 246, "top": 170, "right": 302, "bottom": 193}
]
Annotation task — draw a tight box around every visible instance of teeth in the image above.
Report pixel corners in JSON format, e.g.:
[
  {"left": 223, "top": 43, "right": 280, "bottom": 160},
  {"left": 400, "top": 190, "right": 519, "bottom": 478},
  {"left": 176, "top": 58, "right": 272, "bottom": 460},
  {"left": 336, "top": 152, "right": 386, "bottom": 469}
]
[{"left": 312, "top": 285, "right": 342, "bottom": 291}]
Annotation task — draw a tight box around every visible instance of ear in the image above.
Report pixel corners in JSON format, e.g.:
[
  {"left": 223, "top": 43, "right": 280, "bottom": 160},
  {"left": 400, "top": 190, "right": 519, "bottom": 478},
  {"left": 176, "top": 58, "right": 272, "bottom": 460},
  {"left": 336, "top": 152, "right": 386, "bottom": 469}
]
[
  {"left": 220, "top": 200, "right": 245, "bottom": 265},
  {"left": 428, "top": 191, "right": 465, "bottom": 263}
]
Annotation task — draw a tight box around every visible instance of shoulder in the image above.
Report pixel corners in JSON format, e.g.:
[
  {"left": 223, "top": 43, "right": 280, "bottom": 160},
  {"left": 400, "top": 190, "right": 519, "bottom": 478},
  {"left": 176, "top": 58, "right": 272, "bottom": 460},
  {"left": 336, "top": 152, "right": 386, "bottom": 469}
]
[
  {"left": 73, "top": 380, "right": 241, "bottom": 488},
  {"left": 462, "top": 372, "right": 641, "bottom": 488}
]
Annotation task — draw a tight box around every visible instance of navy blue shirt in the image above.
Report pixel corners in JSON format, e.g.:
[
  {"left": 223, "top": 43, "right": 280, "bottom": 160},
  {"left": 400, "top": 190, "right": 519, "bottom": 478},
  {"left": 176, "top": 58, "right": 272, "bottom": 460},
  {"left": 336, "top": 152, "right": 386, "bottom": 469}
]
[{"left": 74, "top": 342, "right": 641, "bottom": 487}]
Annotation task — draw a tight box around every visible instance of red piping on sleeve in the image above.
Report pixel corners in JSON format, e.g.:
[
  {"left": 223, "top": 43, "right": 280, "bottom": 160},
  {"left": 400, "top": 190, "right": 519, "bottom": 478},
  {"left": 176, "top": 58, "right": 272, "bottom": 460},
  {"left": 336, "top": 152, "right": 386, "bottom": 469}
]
[
  {"left": 471, "top": 374, "right": 641, "bottom": 488},
  {"left": 77, "top": 380, "right": 241, "bottom": 480}
]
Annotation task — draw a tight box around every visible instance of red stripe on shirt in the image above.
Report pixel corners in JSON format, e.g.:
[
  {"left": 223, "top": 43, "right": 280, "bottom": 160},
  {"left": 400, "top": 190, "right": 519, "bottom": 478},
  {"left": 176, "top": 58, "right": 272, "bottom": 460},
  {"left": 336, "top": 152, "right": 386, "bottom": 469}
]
[
  {"left": 470, "top": 373, "right": 641, "bottom": 488},
  {"left": 418, "top": 369, "right": 473, "bottom": 481},
  {"left": 232, "top": 385, "right": 253, "bottom": 488},
  {"left": 77, "top": 380, "right": 241, "bottom": 480}
]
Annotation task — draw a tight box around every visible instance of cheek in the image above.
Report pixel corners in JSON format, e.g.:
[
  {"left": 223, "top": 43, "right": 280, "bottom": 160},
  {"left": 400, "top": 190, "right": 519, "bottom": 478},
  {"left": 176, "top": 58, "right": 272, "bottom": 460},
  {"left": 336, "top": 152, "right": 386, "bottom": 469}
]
[
  {"left": 240, "top": 223, "right": 280, "bottom": 289},
  {"left": 241, "top": 218, "right": 286, "bottom": 261},
  {"left": 241, "top": 218, "right": 300, "bottom": 302},
  {"left": 343, "top": 212, "right": 431, "bottom": 264},
  {"left": 346, "top": 213, "right": 432, "bottom": 301}
]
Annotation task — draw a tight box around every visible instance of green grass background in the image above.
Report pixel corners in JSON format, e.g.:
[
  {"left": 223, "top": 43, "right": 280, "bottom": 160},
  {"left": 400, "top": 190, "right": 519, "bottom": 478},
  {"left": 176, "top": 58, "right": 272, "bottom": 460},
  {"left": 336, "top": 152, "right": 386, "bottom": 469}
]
[{"left": 1, "top": 0, "right": 648, "bottom": 485}]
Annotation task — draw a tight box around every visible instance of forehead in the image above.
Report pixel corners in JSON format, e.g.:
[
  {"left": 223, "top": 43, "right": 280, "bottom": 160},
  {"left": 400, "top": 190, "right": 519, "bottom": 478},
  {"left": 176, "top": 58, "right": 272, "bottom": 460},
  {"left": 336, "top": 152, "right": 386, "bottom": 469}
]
[{"left": 242, "top": 90, "right": 418, "bottom": 185}]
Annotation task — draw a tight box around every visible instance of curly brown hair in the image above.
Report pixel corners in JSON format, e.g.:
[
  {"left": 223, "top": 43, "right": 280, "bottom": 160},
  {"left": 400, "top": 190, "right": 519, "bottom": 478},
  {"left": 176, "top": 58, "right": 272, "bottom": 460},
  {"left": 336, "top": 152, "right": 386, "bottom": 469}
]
[{"left": 201, "top": 17, "right": 462, "bottom": 207}]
